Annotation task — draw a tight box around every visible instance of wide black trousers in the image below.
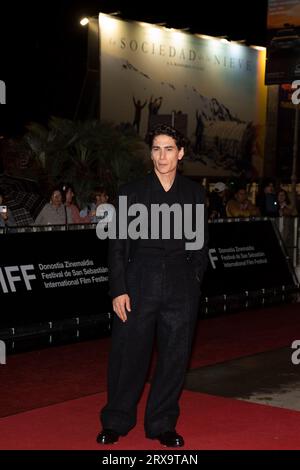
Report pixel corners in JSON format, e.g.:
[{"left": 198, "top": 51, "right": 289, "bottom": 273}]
[{"left": 100, "top": 253, "right": 200, "bottom": 438}]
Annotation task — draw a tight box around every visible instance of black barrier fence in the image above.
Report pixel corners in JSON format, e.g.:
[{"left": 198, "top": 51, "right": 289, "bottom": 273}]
[
  {"left": 201, "top": 217, "right": 299, "bottom": 316},
  {"left": 0, "top": 219, "right": 299, "bottom": 352}
]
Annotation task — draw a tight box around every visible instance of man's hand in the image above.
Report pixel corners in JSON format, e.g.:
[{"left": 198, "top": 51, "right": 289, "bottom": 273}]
[{"left": 112, "top": 294, "right": 131, "bottom": 322}]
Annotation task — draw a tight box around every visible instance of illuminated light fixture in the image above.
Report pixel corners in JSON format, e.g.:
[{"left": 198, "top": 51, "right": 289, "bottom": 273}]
[
  {"left": 109, "top": 11, "right": 121, "bottom": 16},
  {"left": 80, "top": 17, "right": 89, "bottom": 26},
  {"left": 148, "top": 26, "right": 162, "bottom": 41},
  {"left": 172, "top": 30, "right": 186, "bottom": 45},
  {"left": 100, "top": 14, "right": 118, "bottom": 33},
  {"left": 250, "top": 45, "right": 266, "bottom": 51},
  {"left": 196, "top": 33, "right": 215, "bottom": 40},
  {"left": 217, "top": 36, "right": 230, "bottom": 43}
]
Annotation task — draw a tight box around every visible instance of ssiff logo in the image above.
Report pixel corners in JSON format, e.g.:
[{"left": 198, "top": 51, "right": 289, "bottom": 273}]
[
  {"left": 0, "top": 80, "right": 6, "bottom": 104},
  {"left": 292, "top": 80, "right": 300, "bottom": 105}
]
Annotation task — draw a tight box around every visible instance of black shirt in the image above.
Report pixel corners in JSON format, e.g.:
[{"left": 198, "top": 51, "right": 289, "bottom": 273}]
[{"left": 136, "top": 171, "right": 185, "bottom": 257}]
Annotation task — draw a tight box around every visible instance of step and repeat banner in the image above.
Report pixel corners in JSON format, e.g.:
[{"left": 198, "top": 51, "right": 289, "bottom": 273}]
[
  {"left": 0, "top": 229, "right": 110, "bottom": 329},
  {"left": 201, "top": 219, "right": 296, "bottom": 297},
  {"left": 0, "top": 221, "right": 297, "bottom": 329}
]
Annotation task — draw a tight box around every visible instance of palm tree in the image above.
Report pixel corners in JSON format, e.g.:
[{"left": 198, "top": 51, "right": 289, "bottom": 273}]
[{"left": 23, "top": 117, "right": 148, "bottom": 205}]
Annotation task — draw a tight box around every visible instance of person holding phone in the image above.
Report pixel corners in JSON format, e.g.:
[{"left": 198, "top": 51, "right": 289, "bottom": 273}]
[{"left": 0, "top": 188, "right": 16, "bottom": 227}]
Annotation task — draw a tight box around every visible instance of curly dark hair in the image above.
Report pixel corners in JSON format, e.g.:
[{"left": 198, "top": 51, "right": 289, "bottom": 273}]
[{"left": 147, "top": 124, "right": 186, "bottom": 150}]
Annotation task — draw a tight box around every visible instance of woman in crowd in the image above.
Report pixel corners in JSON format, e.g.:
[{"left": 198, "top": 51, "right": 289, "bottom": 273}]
[
  {"left": 34, "top": 187, "right": 73, "bottom": 225},
  {"left": 276, "top": 189, "right": 295, "bottom": 217},
  {"left": 61, "top": 183, "right": 92, "bottom": 224}
]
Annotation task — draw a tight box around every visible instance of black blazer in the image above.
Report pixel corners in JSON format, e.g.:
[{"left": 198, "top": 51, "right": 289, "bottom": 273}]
[{"left": 108, "top": 172, "right": 208, "bottom": 298}]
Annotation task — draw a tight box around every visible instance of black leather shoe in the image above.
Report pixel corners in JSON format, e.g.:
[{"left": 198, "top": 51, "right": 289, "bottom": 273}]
[
  {"left": 153, "top": 431, "right": 184, "bottom": 447},
  {"left": 96, "top": 429, "right": 120, "bottom": 444}
]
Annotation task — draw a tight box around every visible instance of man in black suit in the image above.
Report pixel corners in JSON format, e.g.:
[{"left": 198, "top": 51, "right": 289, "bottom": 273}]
[{"left": 97, "top": 124, "right": 208, "bottom": 447}]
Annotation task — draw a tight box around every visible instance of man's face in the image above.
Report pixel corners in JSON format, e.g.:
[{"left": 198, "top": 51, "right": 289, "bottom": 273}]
[
  {"left": 265, "top": 183, "right": 275, "bottom": 194},
  {"left": 236, "top": 189, "right": 247, "bottom": 203},
  {"left": 51, "top": 191, "right": 62, "bottom": 206},
  {"left": 151, "top": 134, "right": 184, "bottom": 177}
]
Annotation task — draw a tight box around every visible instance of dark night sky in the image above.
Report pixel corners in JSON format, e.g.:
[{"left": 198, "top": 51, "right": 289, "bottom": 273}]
[{"left": 0, "top": 0, "right": 269, "bottom": 136}]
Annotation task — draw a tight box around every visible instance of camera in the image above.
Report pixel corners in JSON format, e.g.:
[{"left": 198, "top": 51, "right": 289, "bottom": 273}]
[{"left": 0, "top": 205, "right": 7, "bottom": 214}]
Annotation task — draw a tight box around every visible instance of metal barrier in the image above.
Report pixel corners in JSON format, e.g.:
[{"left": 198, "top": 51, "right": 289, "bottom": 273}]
[
  {"left": 0, "top": 223, "right": 97, "bottom": 234},
  {"left": 274, "top": 217, "right": 300, "bottom": 275},
  {"left": 201, "top": 216, "right": 299, "bottom": 317}
]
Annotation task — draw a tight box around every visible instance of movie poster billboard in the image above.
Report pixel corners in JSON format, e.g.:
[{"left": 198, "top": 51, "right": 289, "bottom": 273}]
[
  {"left": 268, "top": 0, "right": 300, "bottom": 29},
  {"left": 266, "top": 0, "right": 300, "bottom": 85},
  {"left": 99, "top": 14, "right": 267, "bottom": 178}
]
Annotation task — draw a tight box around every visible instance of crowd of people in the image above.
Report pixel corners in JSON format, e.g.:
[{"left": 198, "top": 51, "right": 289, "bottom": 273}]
[
  {"left": 207, "top": 179, "right": 298, "bottom": 220},
  {"left": 0, "top": 184, "right": 110, "bottom": 228},
  {"left": 0, "top": 178, "right": 299, "bottom": 230}
]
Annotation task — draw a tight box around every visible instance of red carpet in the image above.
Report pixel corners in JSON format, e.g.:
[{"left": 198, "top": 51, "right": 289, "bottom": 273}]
[
  {"left": 190, "top": 302, "right": 300, "bottom": 368},
  {"left": 1, "top": 386, "right": 300, "bottom": 450},
  {"left": 1, "top": 303, "right": 299, "bottom": 417}
]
